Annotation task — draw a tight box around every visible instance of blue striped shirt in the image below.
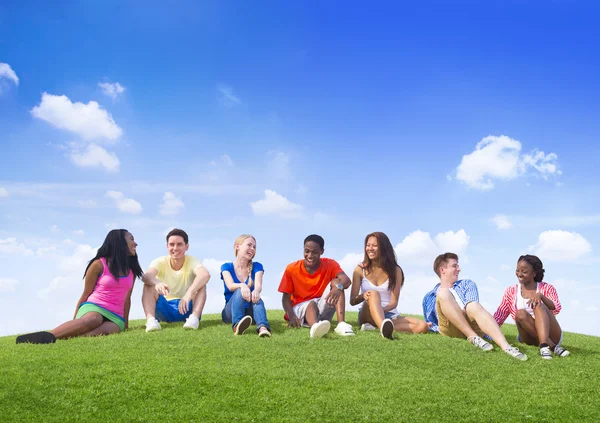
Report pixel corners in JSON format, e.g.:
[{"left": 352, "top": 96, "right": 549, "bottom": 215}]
[{"left": 422, "top": 279, "right": 480, "bottom": 333}]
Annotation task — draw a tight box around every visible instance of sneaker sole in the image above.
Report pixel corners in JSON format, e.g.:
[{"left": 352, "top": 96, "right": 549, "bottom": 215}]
[
  {"left": 145, "top": 326, "right": 161, "bottom": 333},
  {"left": 16, "top": 331, "right": 56, "bottom": 344},
  {"left": 381, "top": 319, "right": 394, "bottom": 340},
  {"left": 310, "top": 321, "right": 331, "bottom": 338},
  {"left": 335, "top": 327, "right": 355, "bottom": 336},
  {"left": 234, "top": 316, "right": 252, "bottom": 335},
  {"left": 259, "top": 330, "right": 272, "bottom": 338}
]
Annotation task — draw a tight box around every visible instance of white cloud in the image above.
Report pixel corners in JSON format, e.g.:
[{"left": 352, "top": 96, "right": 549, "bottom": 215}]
[
  {"left": 217, "top": 84, "right": 241, "bottom": 107},
  {"left": 70, "top": 143, "right": 120, "bottom": 172},
  {"left": 491, "top": 214, "right": 512, "bottom": 230},
  {"left": 105, "top": 191, "right": 143, "bottom": 214},
  {"left": 250, "top": 190, "right": 303, "bottom": 218},
  {"left": 77, "top": 199, "right": 97, "bottom": 208},
  {"left": 98, "top": 81, "right": 125, "bottom": 100},
  {"left": 0, "top": 62, "right": 19, "bottom": 87},
  {"left": 0, "top": 238, "right": 34, "bottom": 256},
  {"left": 586, "top": 306, "right": 599, "bottom": 312},
  {"left": 159, "top": 192, "right": 185, "bottom": 216},
  {"left": 456, "top": 135, "right": 559, "bottom": 190},
  {"left": 50, "top": 225, "right": 60, "bottom": 233},
  {"left": 268, "top": 151, "right": 290, "bottom": 182},
  {"left": 500, "top": 264, "right": 511, "bottom": 271},
  {"left": 0, "top": 277, "right": 19, "bottom": 292},
  {"left": 394, "top": 229, "right": 469, "bottom": 265},
  {"left": 338, "top": 253, "right": 364, "bottom": 277},
  {"left": 73, "top": 230, "right": 85, "bottom": 236},
  {"left": 0, "top": 187, "right": 8, "bottom": 197},
  {"left": 529, "top": 230, "right": 592, "bottom": 262},
  {"left": 31, "top": 92, "right": 123, "bottom": 141}
]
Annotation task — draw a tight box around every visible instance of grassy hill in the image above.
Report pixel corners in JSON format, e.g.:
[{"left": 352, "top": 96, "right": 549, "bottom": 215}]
[{"left": 1, "top": 311, "right": 599, "bottom": 423}]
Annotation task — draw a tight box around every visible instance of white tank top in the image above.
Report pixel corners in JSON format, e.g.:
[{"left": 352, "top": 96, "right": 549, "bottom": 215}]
[
  {"left": 360, "top": 269, "right": 398, "bottom": 314},
  {"left": 516, "top": 283, "right": 537, "bottom": 317}
]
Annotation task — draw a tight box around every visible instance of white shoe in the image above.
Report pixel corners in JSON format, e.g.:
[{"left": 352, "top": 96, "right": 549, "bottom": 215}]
[
  {"left": 183, "top": 314, "right": 200, "bottom": 330},
  {"left": 334, "top": 321, "right": 355, "bottom": 336},
  {"left": 145, "top": 317, "right": 161, "bottom": 333},
  {"left": 310, "top": 320, "right": 331, "bottom": 339},
  {"left": 468, "top": 335, "right": 493, "bottom": 351},
  {"left": 360, "top": 323, "right": 377, "bottom": 331},
  {"left": 505, "top": 345, "right": 528, "bottom": 361}
]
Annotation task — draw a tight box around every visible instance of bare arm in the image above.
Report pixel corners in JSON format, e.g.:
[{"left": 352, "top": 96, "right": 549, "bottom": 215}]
[
  {"left": 251, "top": 271, "right": 264, "bottom": 303},
  {"left": 73, "top": 259, "right": 103, "bottom": 319},
  {"left": 142, "top": 267, "right": 170, "bottom": 296},
  {"left": 178, "top": 265, "right": 210, "bottom": 314},
  {"left": 325, "top": 271, "right": 351, "bottom": 306},
  {"left": 282, "top": 293, "right": 301, "bottom": 328},
  {"left": 350, "top": 266, "right": 364, "bottom": 306},
  {"left": 123, "top": 285, "right": 133, "bottom": 329}
]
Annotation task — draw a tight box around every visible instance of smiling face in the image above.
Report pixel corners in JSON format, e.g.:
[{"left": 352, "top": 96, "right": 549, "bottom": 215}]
[
  {"left": 303, "top": 241, "right": 323, "bottom": 271},
  {"left": 516, "top": 260, "right": 535, "bottom": 285},
  {"left": 235, "top": 236, "right": 256, "bottom": 260},
  {"left": 125, "top": 231, "right": 137, "bottom": 256},
  {"left": 441, "top": 258, "right": 460, "bottom": 283},
  {"left": 365, "top": 236, "right": 380, "bottom": 261},
  {"left": 167, "top": 235, "right": 188, "bottom": 259}
]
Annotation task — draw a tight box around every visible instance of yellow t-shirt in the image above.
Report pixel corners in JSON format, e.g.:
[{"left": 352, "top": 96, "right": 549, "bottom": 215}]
[{"left": 149, "top": 255, "right": 202, "bottom": 300}]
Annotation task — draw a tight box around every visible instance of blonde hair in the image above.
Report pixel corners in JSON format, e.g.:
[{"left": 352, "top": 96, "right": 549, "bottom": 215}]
[{"left": 234, "top": 234, "right": 256, "bottom": 288}]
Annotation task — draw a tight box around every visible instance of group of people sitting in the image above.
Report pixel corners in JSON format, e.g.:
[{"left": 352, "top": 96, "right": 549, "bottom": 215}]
[{"left": 16, "top": 228, "right": 571, "bottom": 361}]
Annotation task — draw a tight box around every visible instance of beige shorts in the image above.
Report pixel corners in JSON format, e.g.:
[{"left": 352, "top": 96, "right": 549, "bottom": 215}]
[{"left": 435, "top": 296, "right": 484, "bottom": 339}]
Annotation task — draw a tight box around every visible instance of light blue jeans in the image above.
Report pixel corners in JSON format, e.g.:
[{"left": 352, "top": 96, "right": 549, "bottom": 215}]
[{"left": 221, "top": 289, "right": 270, "bottom": 331}]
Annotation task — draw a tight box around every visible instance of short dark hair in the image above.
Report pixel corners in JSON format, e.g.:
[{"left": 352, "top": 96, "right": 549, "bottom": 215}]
[
  {"left": 304, "top": 234, "right": 324, "bottom": 250},
  {"left": 518, "top": 255, "right": 545, "bottom": 282},
  {"left": 433, "top": 252, "right": 458, "bottom": 277},
  {"left": 166, "top": 228, "right": 189, "bottom": 244}
]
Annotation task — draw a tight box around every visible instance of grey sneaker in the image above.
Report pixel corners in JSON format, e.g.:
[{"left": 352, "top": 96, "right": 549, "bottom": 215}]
[
  {"left": 234, "top": 315, "right": 252, "bottom": 335},
  {"left": 505, "top": 345, "right": 528, "bottom": 361},
  {"left": 553, "top": 345, "right": 570, "bottom": 357},
  {"left": 540, "top": 346, "right": 552, "bottom": 360},
  {"left": 469, "top": 335, "right": 493, "bottom": 351}
]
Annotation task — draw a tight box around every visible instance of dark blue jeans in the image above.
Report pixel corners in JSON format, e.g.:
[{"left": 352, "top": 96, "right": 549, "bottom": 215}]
[{"left": 221, "top": 289, "right": 270, "bottom": 331}]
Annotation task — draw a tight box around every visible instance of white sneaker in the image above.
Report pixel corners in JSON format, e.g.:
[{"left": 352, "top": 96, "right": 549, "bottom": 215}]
[
  {"left": 145, "top": 317, "right": 161, "bottom": 333},
  {"left": 505, "top": 345, "right": 528, "bottom": 361},
  {"left": 553, "top": 345, "right": 570, "bottom": 357},
  {"left": 360, "top": 323, "right": 377, "bottom": 331},
  {"left": 334, "top": 321, "right": 355, "bottom": 336},
  {"left": 468, "top": 335, "right": 493, "bottom": 351},
  {"left": 310, "top": 320, "right": 331, "bottom": 339},
  {"left": 183, "top": 314, "right": 200, "bottom": 330},
  {"left": 381, "top": 318, "right": 394, "bottom": 340}
]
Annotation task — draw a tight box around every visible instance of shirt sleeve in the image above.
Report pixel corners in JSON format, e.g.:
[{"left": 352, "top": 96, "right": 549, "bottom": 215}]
[
  {"left": 422, "top": 289, "right": 439, "bottom": 333},
  {"left": 493, "top": 287, "right": 512, "bottom": 326},
  {"left": 329, "top": 259, "right": 343, "bottom": 278},
  {"left": 148, "top": 257, "right": 164, "bottom": 278},
  {"left": 187, "top": 256, "right": 203, "bottom": 273},
  {"left": 462, "top": 279, "right": 480, "bottom": 304},
  {"left": 252, "top": 261, "right": 264, "bottom": 276},
  {"left": 220, "top": 262, "right": 233, "bottom": 281},
  {"left": 278, "top": 266, "right": 294, "bottom": 294},
  {"left": 542, "top": 283, "right": 561, "bottom": 315}
]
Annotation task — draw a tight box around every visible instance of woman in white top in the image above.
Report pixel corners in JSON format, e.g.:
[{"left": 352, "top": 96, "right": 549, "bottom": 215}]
[{"left": 350, "top": 232, "right": 429, "bottom": 339}]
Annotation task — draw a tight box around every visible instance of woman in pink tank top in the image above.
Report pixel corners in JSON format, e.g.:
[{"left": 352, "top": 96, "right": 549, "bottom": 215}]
[
  {"left": 16, "top": 229, "right": 144, "bottom": 344},
  {"left": 350, "top": 232, "right": 429, "bottom": 339}
]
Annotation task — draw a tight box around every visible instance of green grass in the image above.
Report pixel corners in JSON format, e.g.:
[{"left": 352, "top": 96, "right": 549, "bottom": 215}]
[{"left": 2, "top": 311, "right": 599, "bottom": 422}]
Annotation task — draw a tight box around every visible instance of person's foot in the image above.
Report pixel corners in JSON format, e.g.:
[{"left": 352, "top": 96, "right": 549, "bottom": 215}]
[
  {"left": 540, "top": 345, "right": 552, "bottom": 360},
  {"left": 309, "top": 320, "right": 331, "bottom": 339},
  {"left": 183, "top": 314, "right": 200, "bottom": 330},
  {"left": 258, "top": 326, "right": 272, "bottom": 338},
  {"left": 360, "top": 323, "right": 377, "bottom": 331},
  {"left": 334, "top": 321, "right": 355, "bottom": 336},
  {"left": 380, "top": 318, "right": 394, "bottom": 340},
  {"left": 504, "top": 345, "right": 528, "bottom": 361},
  {"left": 145, "top": 317, "right": 161, "bottom": 333},
  {"left": 16, "top": 331, "right": 56, "bottom": 344},
  {"left": 553, "top": 345, "right": 570, "bottom": 357},
  {"left": 468, "top": 335, "right": 493, "bottom": 351},
  {"left": 233, "top": 315, "right": 252, "bottom": 335}
]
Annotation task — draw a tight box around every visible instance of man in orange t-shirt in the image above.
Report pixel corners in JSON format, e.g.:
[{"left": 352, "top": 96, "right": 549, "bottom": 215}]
[{"left": 278, "top": 234, "right": 355, "bottom": 338}]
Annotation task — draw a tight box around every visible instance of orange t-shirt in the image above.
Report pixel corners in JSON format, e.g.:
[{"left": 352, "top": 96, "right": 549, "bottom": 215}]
[{"left": 278, "top": 258, "right": 343, "bottom": 307}]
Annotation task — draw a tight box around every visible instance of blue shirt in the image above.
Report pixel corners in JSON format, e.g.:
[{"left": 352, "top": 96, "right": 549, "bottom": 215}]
[
  {"left": 220, "top": 261, "right": 264, "bottom": 303},
  {"left": 422, "top": 279, "right": 480, "bottom": 333}
]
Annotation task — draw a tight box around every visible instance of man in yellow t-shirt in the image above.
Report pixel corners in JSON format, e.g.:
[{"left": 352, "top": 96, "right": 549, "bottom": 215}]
[{"left": 142, "top": 228, "right": 210, "bottom": 332}]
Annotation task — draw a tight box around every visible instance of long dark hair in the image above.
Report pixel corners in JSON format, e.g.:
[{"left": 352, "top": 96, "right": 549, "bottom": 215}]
[
  {"left": 83, "top": 229, "right": 143, "bottom": 280},
  {"left": 363, "top": 232, "right": 403, "bottom": 291}
]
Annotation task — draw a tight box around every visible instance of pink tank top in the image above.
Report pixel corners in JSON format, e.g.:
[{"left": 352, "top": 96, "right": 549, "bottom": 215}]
[{"left": 86, "top": 257, "right": 134, "bottom": 318}]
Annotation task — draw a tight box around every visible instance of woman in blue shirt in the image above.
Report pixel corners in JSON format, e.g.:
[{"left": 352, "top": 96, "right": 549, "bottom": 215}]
[{"left": 221, "top": 234, "right": 271, "bottom": 337}]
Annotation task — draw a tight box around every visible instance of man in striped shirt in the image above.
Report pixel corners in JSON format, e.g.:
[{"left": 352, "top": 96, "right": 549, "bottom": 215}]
[{"left": 422, "top": 252, "right": 527, "bottom": 361}]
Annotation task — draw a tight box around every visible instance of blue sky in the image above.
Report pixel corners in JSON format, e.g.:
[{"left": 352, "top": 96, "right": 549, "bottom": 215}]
[{"left": 1, "top": 1, "right": 599, "bottom": 337}]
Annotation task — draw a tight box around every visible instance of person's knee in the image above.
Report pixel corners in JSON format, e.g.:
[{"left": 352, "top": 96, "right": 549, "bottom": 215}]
[
  {"left": 533, "top": 302, "right": 548, "bottom": 315},
  {"left": 465, "top": 301, "right": 483, "bottom": 313},
  {"left": 436, "top": 289, "right": 454, "bottom": 303},
  {"left": 80, "top": 313, "right": 103, "bottom": 330},
  {"left": 415, "top": 320, "right": 429, "bottom": 334},
  {"left": 515, "top": 309, "right": 530, "bottom": 323}
]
